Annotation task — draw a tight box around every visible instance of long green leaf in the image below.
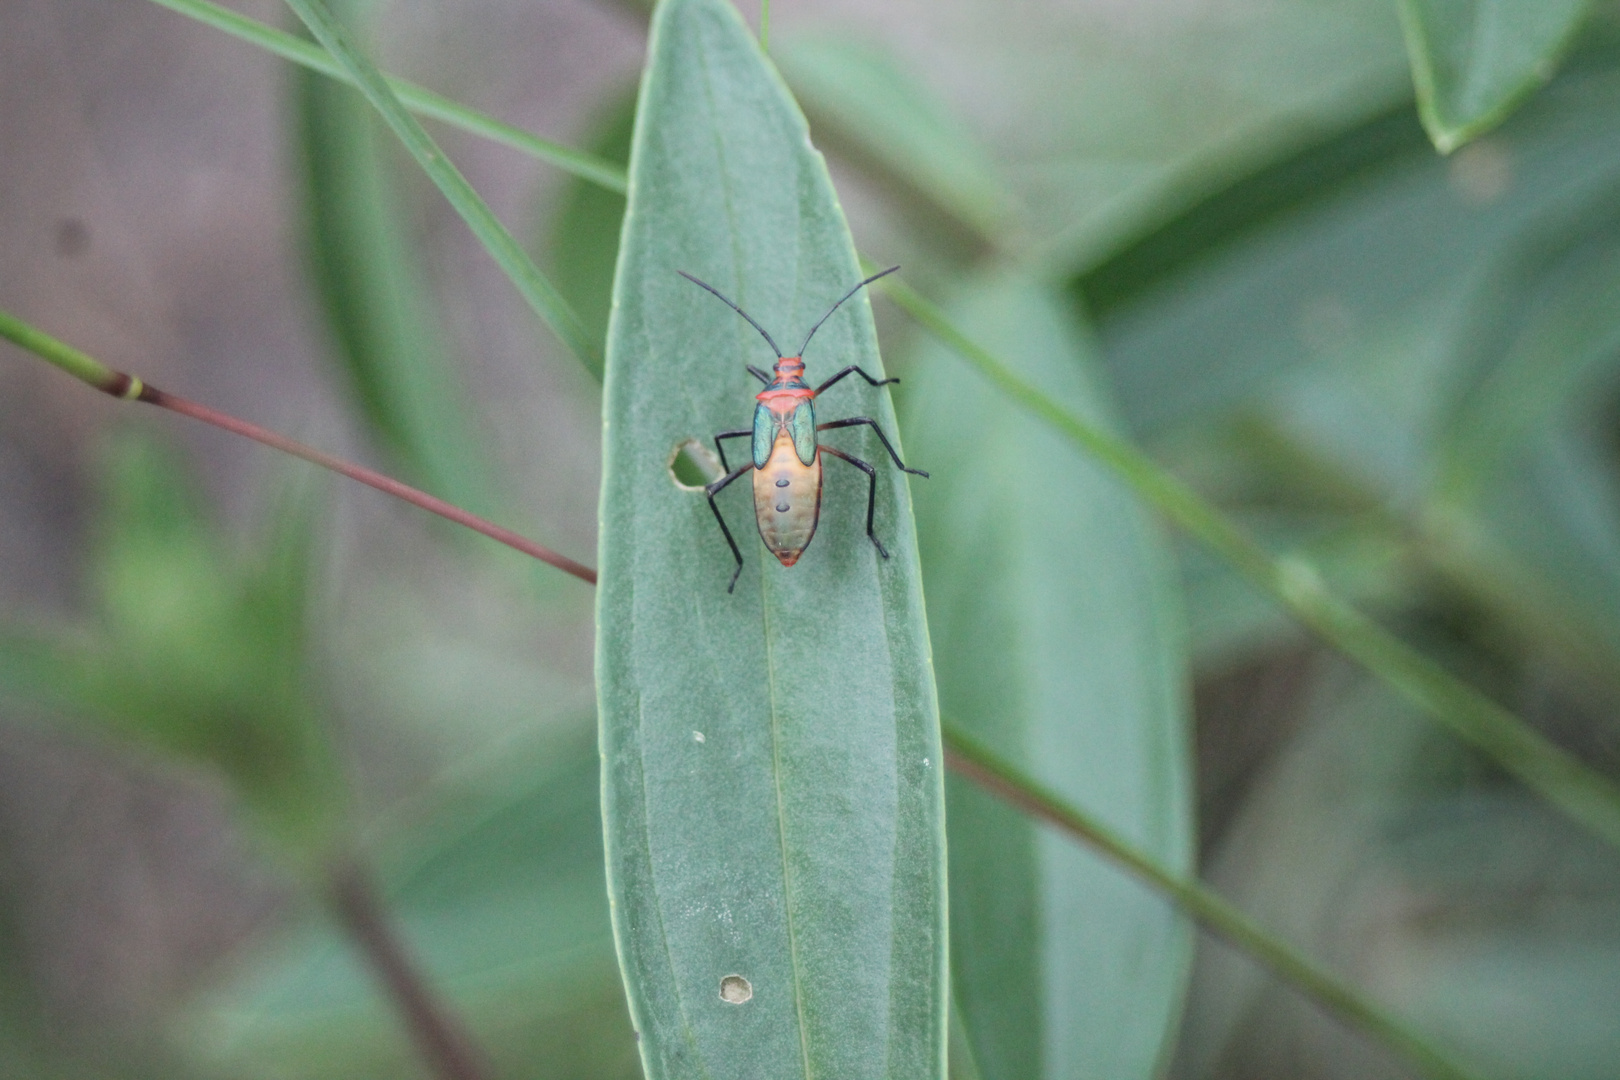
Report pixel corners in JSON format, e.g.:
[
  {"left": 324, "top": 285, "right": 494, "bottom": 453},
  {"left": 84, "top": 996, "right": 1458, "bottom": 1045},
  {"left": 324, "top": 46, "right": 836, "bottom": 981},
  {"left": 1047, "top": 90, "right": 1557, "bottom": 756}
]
[
  {"left": 282, "top": 0, "right": 598, "bottom": 372},
  {"left": 1399, "top": 0, "right": 1592, "bottom": 151},
  {"left": 904, "top": 271, "right": 1192, "bottom": 1080},
  {"left": 596, "top": 1, "right": 944, "bottom": 1078}
]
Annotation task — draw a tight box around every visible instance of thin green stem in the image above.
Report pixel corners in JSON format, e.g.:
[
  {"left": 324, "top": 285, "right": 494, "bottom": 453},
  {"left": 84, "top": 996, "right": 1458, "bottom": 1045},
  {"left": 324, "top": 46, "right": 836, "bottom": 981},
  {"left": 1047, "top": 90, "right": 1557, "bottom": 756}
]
[
  {"left": 759, "top": 0, "right": 770, "bottom": 50},
  {"left": 0, "top": 310, "right": 129, "bottom": 395},
  {"left": 282, "top": 0, "right": 599, "bottom": 373},
  {"left": 941, "top": 724, "right": 1488, "bottom": 1080},
  {"left": 0, "top": 311, "right": 596, "bottom": 584},
  {"left": 883, "top": 275, "right": 1620, "bottom": 854},
  {"left": 146, "top": 0, "right": 627, "bottom": 195}
]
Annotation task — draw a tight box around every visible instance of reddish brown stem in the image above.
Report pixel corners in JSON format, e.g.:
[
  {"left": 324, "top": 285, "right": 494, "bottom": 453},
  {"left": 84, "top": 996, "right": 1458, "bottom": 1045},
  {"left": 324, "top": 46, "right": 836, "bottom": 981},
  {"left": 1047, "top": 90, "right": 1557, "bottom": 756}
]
[
  {"left": 326, "top": 857, "right": 491, "bottom": 1080},
  {"left": 135, "top": 383, "right": 597, "bottom": 584}
]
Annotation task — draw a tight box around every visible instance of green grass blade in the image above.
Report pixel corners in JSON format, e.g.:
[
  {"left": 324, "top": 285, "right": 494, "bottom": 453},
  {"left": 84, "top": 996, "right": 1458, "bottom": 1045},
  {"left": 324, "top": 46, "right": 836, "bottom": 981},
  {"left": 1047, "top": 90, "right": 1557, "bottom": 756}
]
[
  {"left": 883, "top": 276, "right": 1620, "bottom": 856},
  {"left": 597, "top": 1, "right": 944, "bottom": 1078},
  {"left": 292, "top": 27, "right": 503, "bottom": 517},
  {"left": 0, "top": 308, "right": 125, "bottom": 393},
  {"left": 147, "top": 0, "right": 626, "bottom": 194},
  {"left": 282, "top": 0, "right": 599, "bottom": 373},
  {"left": 1398, "top": 0, "right": 1592, "bottom": 152},
  {"left": 904, "top": 270, "right": 1192, "bottom": 1080}
]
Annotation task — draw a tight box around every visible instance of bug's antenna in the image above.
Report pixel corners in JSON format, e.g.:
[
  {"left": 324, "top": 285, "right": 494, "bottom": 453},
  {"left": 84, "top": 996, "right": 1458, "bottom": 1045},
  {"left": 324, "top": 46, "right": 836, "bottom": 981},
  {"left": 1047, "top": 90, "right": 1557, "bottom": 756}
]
[
  {"left": 797, "top": 266, "right": 899, "bottom": 358},
  {"left": 678, "top": 271, "right": 784, "bottom": 358}
]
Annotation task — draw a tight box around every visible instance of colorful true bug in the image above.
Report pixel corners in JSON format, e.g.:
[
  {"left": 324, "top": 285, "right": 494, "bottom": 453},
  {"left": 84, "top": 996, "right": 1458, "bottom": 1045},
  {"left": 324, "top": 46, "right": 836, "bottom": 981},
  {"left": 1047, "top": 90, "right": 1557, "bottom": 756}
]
[{"left": 679, "top": 266, "right": 928, "bottom": 592}]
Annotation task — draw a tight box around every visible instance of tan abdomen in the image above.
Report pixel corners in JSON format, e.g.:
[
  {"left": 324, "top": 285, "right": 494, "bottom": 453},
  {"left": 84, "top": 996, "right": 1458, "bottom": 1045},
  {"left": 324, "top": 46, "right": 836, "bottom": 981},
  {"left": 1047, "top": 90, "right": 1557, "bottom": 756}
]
[{"left": 753, "top": 429, "right": 821, "bottom": 566}]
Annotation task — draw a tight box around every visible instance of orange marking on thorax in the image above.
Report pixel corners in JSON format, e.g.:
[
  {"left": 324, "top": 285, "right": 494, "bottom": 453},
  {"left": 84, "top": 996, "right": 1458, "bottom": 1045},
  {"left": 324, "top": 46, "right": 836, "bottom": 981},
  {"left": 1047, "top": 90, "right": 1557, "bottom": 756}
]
[
  {"left": 757, "top": 387, "right": 811, "bottom": 407},
  {"left": 758, "top": 356, "right": 812, "bottom": 405}
]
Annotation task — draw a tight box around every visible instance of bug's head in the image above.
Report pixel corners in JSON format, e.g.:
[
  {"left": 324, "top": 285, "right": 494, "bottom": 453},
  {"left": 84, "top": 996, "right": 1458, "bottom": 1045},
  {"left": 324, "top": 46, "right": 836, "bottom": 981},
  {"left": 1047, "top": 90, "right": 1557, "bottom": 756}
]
[{"left": 775, "top": 357, "right": 805, "bottom": 377}]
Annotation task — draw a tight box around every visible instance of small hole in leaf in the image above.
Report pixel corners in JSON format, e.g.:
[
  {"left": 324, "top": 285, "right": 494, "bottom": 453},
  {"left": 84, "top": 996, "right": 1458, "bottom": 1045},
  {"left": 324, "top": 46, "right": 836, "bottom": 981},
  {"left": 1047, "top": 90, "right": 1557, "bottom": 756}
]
[
  {"left": 669, "top": 438, "right": 723, "bottom": 490},
  {"left": 719, "top": 974, "right": 753, "bottom": 1004}
]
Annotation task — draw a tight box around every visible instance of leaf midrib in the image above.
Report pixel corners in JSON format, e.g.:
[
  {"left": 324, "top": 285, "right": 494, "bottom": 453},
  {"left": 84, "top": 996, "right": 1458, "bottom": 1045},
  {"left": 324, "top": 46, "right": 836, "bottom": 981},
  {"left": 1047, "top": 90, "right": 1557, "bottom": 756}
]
[{"left": 692, "top": 21, "right": 815, "bottom": 1080}]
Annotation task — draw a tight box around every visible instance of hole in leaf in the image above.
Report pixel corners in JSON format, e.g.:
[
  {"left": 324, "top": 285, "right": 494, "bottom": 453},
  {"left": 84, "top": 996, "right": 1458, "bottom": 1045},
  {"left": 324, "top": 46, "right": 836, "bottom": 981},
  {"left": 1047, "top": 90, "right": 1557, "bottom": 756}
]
[
  {"left": 719, "top": 974, "right": 753, "bottom": 1004},
  {"left": 669, "top": 438, "right": 723, "bottom": 490}
]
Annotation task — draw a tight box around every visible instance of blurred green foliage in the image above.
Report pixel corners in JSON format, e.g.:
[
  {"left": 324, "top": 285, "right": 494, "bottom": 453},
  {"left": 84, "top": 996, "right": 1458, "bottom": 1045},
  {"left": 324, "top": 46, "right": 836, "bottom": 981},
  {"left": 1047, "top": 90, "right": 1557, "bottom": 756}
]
[
  {"left": 906, "top": 272, "right": 1192, "bottom": 1080},
  {"left": 0, "top": 436, "right": 344, "bottom": 865},
  {"left": 2, "top": 1, "right": 1620, "bottom": 1079}
]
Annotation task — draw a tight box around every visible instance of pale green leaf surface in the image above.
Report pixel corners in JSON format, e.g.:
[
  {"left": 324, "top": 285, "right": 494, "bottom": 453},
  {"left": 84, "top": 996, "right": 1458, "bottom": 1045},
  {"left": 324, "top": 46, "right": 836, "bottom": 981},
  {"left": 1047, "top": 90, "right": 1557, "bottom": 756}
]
[
  {"left": 1399, "top": 0, "right": 1592, "bottom": 151},
  {"left": 904, "top": 271, "right": 1193, "bottom": 1080},
  {"left": 596, "top": 1, "right": 944, "bottom": 1078}
]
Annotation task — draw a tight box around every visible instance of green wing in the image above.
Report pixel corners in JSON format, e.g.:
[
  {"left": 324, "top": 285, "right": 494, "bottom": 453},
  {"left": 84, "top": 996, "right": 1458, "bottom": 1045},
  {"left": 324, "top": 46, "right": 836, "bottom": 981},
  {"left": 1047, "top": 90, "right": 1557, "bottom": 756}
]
[
  {"left": 752, "top": 402, "right": 775, "bottom": 469},
  {"left": 790, "top": 400, "right": 817, "bottom": 465}
]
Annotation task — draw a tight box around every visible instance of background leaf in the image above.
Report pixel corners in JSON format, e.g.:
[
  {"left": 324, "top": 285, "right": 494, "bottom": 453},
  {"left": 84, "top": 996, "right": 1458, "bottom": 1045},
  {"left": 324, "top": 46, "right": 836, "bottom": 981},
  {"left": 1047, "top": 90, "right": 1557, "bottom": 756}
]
[
  {"left": 188, "top": 722, "right": 638, "bottom": 1080},
  {"left": 774, "top": 36, "right": 1015, "bottom": 248},
  {"left": 1080, "top": 64, "right": 1620, "bottom": 446},
  {"left": 544, "top": 85, "right": 638, "bottom": 374},
  {"left": 1077, "top": 55, "right": 1620, "bottom": 673},
  {"left": 904, "top": 270, "right": 1194, "bottom": 1080},
  {"left": 0, "top": 434, "right": 347, "bottom": 864},
  {"left": 596, "top": 1, "right": 944, "bottom": 1078},
  {"left": 291, "top": 8, "right": 503, "bottom": 518},
  {"left": 1399, "top": 0, "right": 1593, "bottom": 151},
  {"left": 1179, "top": 663, "right": 1620, "bottom": 1080}
]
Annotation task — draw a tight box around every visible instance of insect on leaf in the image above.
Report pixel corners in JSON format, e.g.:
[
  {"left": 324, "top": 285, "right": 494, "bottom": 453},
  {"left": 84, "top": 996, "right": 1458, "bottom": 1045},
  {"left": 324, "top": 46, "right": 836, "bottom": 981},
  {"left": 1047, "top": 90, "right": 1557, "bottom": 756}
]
[{"left": 595, "top": 0, "right": 946, "bottom": 1078}]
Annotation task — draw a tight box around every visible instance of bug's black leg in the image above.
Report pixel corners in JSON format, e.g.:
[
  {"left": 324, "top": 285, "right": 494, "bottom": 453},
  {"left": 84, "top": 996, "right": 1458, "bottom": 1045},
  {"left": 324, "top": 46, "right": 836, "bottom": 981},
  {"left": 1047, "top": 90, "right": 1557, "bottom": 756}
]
[
  {"left": 746, "top": 365, "right": 772, "bottom": 385},
  {"left": 822, "top": 446, "right": 888, "bottom": 559},
  {"left": 813, "top": 365, "right": 898, "bottom": 396},
  {"left": 705, "top": 463, "right": 753, "bottom": 592},
  {"left": 816, "top": 417, "right": 929, "bottom": 477},
  {"left": 713, "top": 429, "right": 752, "bottom": 473}
]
